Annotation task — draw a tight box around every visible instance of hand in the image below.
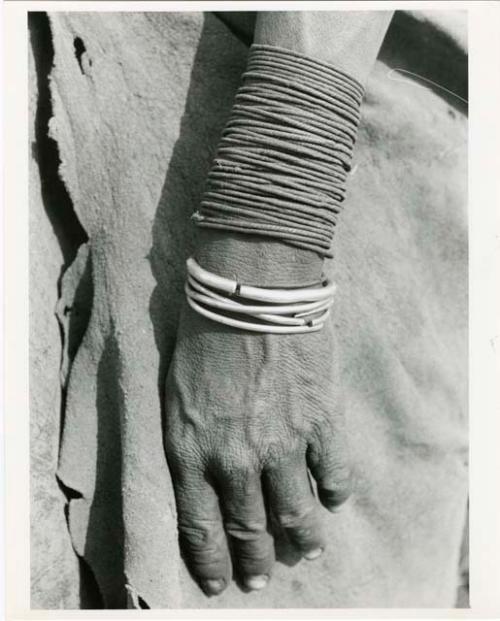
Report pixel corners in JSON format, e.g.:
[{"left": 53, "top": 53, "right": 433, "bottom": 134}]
[{"left": 163, "top": 235, "right": 352, "bottom": 596}]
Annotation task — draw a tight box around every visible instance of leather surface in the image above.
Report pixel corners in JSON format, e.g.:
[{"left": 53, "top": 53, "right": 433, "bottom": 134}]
[{"left": 30, "top": 11, "right": 468, "bottom": 608}]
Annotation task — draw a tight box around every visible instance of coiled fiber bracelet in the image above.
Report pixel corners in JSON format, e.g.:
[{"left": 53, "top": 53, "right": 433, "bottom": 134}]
[{"left": 192, "top": 44, "right": 364, "bottom": 258}]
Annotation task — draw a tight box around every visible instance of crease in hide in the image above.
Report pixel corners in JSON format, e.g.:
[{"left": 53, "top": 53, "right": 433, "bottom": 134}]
[
  {"left": 29, "top": 11, "right": 103, "bottom": 607},
  {"left": 29, "top": 10, "right": 91, "bottom": 491},
  {"left": 125, "top": 584, "right": 151, "bottom": 609}
]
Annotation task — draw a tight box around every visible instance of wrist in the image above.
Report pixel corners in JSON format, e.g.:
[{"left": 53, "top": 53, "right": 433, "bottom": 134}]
[{"left": 194, "top": 229, "right": 324, "bottom": 288}]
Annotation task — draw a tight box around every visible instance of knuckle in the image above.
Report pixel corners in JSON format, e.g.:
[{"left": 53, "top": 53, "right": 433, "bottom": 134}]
[
  {"left": 168, "top": 453, "right": 202, "bottom": 484},
  {"left": 233, "top": 537, "right": 274, "bottom": 568},
  {"left": 178, "top": 519, "right": 219, "bottom": 554},
  {"left": 218, "top": 451, "right": 256, "bottom": 480},
  {"left": 225, "top": 519, "right": 268, "bottom": 542},
  {"left": 277, "top": 504, "right": 315, "bottom": 530},
  {"left": 288, "top": 523, "right": 315, "bottom": 542},
  {"left": 237, "top": 547, "right": 273, "bottom": 569},
  {"left": 264, "top": 441, "right": 305, "bottom": 470},
  {"left": 166, "top": 435, "right": 207, "bottom": 477},
  {"left": 215, "top": 456, "right": 261, "bottom": 499},
  {"left": 309, "top": 415, "right": 338, "bottom": 444}
]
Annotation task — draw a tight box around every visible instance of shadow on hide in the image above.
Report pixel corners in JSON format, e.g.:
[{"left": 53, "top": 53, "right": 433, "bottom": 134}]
[{"left": 82, "top": 331, "right": 127, "bottom": 608}]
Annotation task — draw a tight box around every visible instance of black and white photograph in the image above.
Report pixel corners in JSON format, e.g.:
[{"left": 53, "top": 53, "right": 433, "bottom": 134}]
[
  {"left": 27, "top": 5, "right": 469, "bottom": 611},
  {"left": 4, "top": 0, "right": 498, "bottom": 615}
]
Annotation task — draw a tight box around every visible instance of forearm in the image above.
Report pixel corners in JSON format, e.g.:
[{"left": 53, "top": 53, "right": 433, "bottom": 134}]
[
  {"left": 195, "top": 11, "right": 393, "bottom": 287},
  {"left": 255, "top": 11, "right": 393, "bottom": 84}
]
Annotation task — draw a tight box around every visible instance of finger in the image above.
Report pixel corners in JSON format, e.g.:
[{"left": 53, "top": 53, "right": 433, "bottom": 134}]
[
  {"left": 218, "top": 466, "right": 274, "bottom": 591},
  {"left": 307, "top": 431, "right": 353, "bottom": 512},
  {"left": 172, "top": 464, "right": 231, "bottom": 596},
  {"left": 264, "top": 452, "right": 326, "bottom": 559}
]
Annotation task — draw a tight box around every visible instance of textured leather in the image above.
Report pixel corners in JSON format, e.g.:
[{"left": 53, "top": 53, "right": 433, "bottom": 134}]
[{"left": 30, "top": 11, "right": 468, "bottom": 608}]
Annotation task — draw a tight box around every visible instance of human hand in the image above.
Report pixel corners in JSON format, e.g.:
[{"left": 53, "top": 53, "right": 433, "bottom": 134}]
[{"left": 164, "top": 234, "right": 352, "bottom": 596}]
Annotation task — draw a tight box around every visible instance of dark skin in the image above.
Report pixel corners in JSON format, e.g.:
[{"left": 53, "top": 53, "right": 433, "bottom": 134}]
[{"left": 164, "top": 12, "right": 394, "bottom": 596}]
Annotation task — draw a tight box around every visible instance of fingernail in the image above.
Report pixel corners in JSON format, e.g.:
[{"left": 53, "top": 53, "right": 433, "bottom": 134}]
[
  {"left": 245, "top": 574, "right": 269, "bottom": 591},
  {"left": 201, "top": 578, "right": 225, "bottom": 595},
  {"left": 304, "top": 548, "right": 323, "bottom": 561}
]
